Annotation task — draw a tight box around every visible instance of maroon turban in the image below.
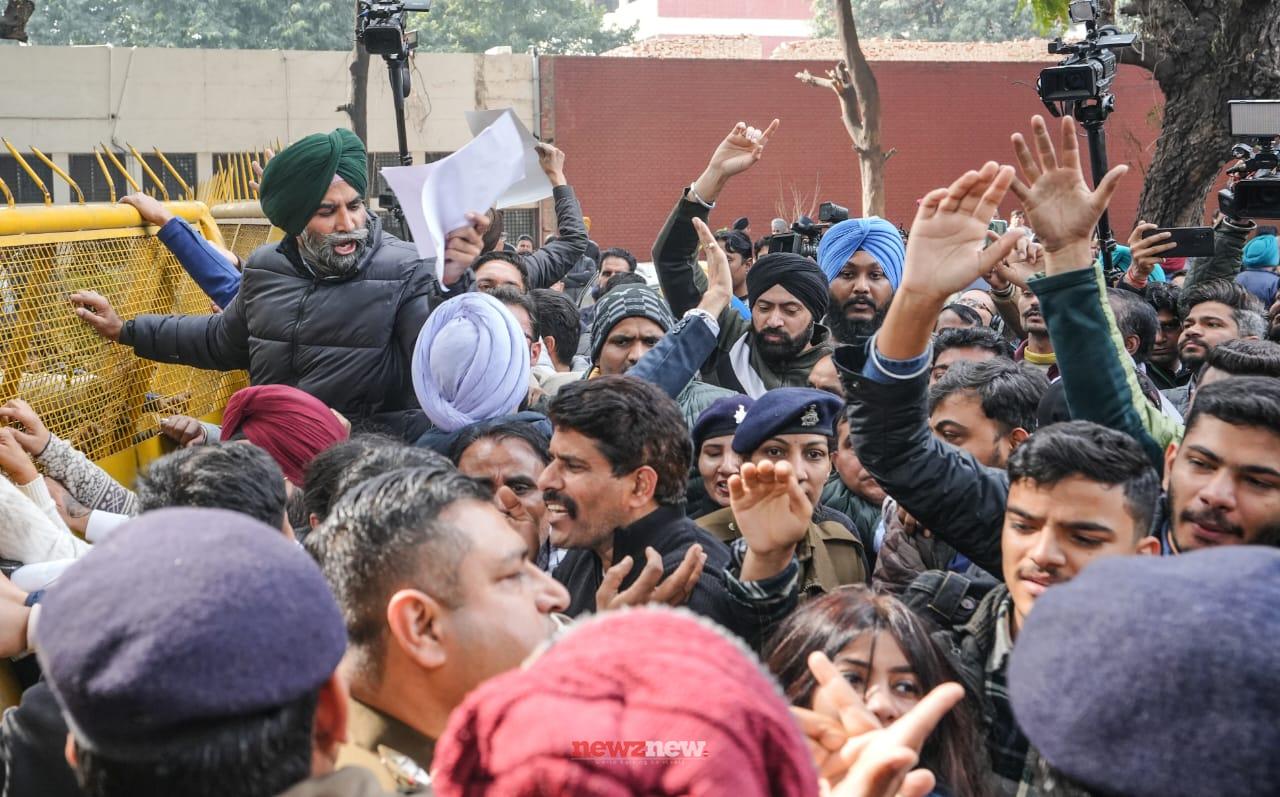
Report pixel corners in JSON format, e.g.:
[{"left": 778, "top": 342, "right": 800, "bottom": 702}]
[
  {"left": 432, "top": 608, "right": 818, "bottom": 797},
  {"left": 220, "top": 385, "right": 348, "bottom": 484}
]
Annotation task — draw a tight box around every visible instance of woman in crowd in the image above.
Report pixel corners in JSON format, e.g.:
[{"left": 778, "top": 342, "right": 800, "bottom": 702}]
[{"left": 767, "top": 586, "right": 990, "bottom": 797}]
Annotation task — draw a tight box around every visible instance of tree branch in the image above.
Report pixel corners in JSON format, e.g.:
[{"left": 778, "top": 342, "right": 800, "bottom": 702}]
[{"left": 795, "top": 70, "right": 836, "bottom": 91}]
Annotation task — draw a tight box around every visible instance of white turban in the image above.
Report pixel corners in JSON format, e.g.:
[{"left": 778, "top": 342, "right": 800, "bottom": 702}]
[{"left": 412, "top": 292, "right": 531, "bottom": 433}]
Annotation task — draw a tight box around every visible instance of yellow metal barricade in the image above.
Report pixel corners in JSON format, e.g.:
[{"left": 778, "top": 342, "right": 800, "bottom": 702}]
[
  {"left": 0, "top": 202, "right": 249, "bottom": 485},
  {"left": 212, "top": 200, "right": 284, "bottom": 263},
  {"left": 0, "top": 143, "right": 278, "bottom": 709}
]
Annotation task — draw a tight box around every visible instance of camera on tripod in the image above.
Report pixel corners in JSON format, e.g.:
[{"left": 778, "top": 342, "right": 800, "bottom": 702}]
[
  {"left": 768, "top": 201, "right": 849, "bottom": 258},
  {"left": 357, "top": 0, "right": 431, "bottom": 58},
  {"left": 1218, "top": 100, "right": 1280, "bottom": 220},
  {"left": 1037, "top": 0, "right": 1136, "bottom": 112}
]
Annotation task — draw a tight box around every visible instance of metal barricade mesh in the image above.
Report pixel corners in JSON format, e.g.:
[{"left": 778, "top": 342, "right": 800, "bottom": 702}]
[
  {"left": 0, "top": 209, "right": 247, "bottom": 463},
  {"left": 217, "top": 221, "right": 278, "bottom": 262}
]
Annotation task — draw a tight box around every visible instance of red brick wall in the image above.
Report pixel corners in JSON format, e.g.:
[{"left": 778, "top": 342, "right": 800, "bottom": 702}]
[{"left": 543, "top": 56, "right": 1164, "bottom": 259}]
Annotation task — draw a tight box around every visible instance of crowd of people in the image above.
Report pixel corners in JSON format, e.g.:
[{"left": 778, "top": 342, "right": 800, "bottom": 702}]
[{"left": 0, "top": 110, "right": 1277, "bottom": 797}]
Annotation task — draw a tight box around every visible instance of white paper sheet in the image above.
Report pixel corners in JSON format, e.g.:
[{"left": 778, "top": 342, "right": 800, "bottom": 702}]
[
  {"left": 465, "top": 108, "right": 554, "bottom": 208},
  {"left": 380, "top": 112, "right": 527, "bottom": 260}
]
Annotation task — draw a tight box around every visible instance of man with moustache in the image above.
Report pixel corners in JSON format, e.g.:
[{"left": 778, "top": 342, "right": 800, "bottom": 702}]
[
  {"left": 814, "top": 216, "right": 906, "bottom": 345},
  {"left": 1161, "top": 279, "right": 1266, "bottom": 414},
  {"left": 538, "top": 375, "right": 808, "bottom": 648},
  {"left": 1154, "top": 377, "right": 1280, "bottom": 552},
  {"left": 305, "top": 467, "right": 571, "bottom": 786},
  {"left": 70, "top": 129, "right": 486, "bottom": 439},
  {"left": 932, "top": 423, "right": 1161, "bottom": 796},
  {"left": 1011, "top": 287, "right": 1058, "bottom": 379},
  {"left": 450, "top": 420, "right": 566, "bottom": 572}
]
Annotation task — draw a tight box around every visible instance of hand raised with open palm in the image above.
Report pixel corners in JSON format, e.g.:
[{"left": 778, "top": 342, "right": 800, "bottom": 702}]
[
  {"left": 1009, "top": 115, "right": 1127, "bottom": 257},
  {"left": 730, "top": 459, "right": 811, "bottom": 558},
  {"left": 898, "top": 161, "right": 1024, "bottom": 303}
]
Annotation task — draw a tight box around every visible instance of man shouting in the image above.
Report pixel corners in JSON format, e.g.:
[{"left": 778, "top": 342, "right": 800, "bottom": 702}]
[{"left": 72, "top": 128, "right": 486, "bottom": 439}]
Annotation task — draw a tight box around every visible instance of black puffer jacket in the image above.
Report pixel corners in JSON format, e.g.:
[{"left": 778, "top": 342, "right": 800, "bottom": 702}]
[
  {"left": 120, "top": 216, "right": 451, "bottom": 438},
  {"left": 836, "top": 340, "right": 1009, "bottom": 579}
]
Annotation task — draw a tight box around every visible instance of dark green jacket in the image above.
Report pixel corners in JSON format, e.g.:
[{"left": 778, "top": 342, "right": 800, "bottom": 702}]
[
  {"left": 1028, "top": 218, "right": 1253, "bottom": 475},
  {"left": 1032, "top": 265, "right": 1172, "bottom": 471}
]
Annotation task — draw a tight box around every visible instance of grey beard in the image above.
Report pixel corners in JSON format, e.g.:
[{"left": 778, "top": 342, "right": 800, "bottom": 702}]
[{"left": 299, "top": 226, "right": 370, "bottom": 278}]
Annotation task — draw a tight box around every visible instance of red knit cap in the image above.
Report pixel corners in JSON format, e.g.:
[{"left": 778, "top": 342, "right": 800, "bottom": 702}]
[
  {"left": 432, "top": 608, "right": 818, "bottom": 797},
  {"left": 219, "top": 385, "right": 348, "bottom": 484}
]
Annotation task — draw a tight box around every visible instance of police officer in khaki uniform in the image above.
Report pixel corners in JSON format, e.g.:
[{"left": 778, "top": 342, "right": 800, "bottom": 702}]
[
  {"left": 31, "top": 508, "right": 419, "bottom": 797},
  {"left": 697, "top": 388, "right": 868, "bottom": 593}
]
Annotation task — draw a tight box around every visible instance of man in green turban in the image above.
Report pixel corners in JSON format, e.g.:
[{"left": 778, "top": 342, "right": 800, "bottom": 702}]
[
  {"left": 71, "top": 128, "right": 489, "bottom": 441},
  {"left": 258, "top": 129, "right": 371, "bottom": 279}
]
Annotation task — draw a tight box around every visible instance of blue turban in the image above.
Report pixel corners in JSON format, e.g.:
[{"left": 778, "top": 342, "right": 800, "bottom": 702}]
[
  {"left": 412, "top": 292, "right": 531, "bottom": 433},
  {"left": 816, "top": 217, "right": 905, "bottom": 289},
  {"left": 1243, "top": 233, "right": 1279, "bottom": 269},
  {"left": 1110, "top": 245, "right": 1132, "bottom": 271}
]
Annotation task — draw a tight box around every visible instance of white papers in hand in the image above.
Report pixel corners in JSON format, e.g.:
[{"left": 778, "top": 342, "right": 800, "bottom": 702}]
[
  {"left": 380, "top": 113, "right": 526, "bottom": 260},
  {"left": 465, "top": 108, "right": 553, "bottom": 208}
]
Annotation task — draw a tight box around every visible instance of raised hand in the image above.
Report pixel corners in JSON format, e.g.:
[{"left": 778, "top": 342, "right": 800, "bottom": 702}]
[
  {"left": 732, "top": 460, "right": 811, "bottom": 581},
  {"left": 1010, "top": 115, "right": 1127, "bottom": 267},
  {"left": 70, "top": 290, "right": 124, "bottom": 342},
  {"left": 596, "top": 544, "right": 706, "bottom": 612},
  {"left": 1126, "top": 222, "right": 1176, "bottom": 281},
  {"left": 899, "top": 162, "right": 1024, "bottom": 303},
  {"left": 806, "top": 651, "right": 966, "bottom": 797},
  {"left": 0, "top": 399, "right": 51, "bottom": 456},
  {"left": 693, "top": 120, "right": 781, "bottom": 205},
  {"left": 249, "top": 147, "right": 275, "bottom": 194},
  {"left": 693, "top": 217, "right": 732, "bottom": 316},
  {"left": 534, "top": 143, "right": 567, "bottom": 187},
  {"left": 707, "top": 120, "right": 779, "bottom": 179}
]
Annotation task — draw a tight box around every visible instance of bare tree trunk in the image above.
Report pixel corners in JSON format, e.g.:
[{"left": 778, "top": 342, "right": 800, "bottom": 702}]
[
  {"left": 337, "top": 2, "right": 372, "bottom": 197},
  {"left": 1117, "top": 0, "right": 1280, "bottom": 225},
  {"left": 339, "top": 2, "right": 371, "bottom": 146},
  {"left": 795, "top": 0, "right": 895, "bottom": 217},
  {"left": 346, "top": 46, "right": 371, "bottom": 145}
]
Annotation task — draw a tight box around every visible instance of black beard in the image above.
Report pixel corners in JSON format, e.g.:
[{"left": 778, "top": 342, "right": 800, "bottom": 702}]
[
  {"left": 826, "top": 297, "right": 889, "bottom": 345},
  {"left": 1269, "top": 322, "right": 1280, "bottom": 344},
  {"left": 752, "top": 322, "right": 813, "bottom": 367},
  {"left": 1179, "top": 346, "right": 1207, "bottom": 372}
]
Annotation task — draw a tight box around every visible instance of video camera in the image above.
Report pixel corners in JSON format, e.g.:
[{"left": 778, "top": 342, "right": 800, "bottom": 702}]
[
  {"left": 357, "top": 0, "right": 430, "bottom": 58},
  {"left": 768, "top": 201, "right": 850, "bottom": 258},
  {"left": 1218, "top": 100, "right": 1280, "bottom": 220},
  {"left": 1037, "top": 0, "right": 1136, "bottom": 116}
]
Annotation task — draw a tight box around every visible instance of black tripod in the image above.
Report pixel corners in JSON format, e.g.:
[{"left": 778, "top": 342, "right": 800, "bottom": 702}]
[
  {"left": 1071, "top": 94, "right": 1119, "bottom": 278},
  {"left": 374, "top": 51, "right": 415, "bottom": 239}
]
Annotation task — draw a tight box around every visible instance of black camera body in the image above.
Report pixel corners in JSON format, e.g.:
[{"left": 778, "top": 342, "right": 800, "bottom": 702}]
[
  {"left": 1039, "top": 47, "right": 1118, "bottom": 103},
  {"left": 1218, "top": 100, "right": 1280, "bottom": 220},
  {"left": 1036, "top": 0, "right": 1135, "bottom": 115},
  {"left": 767, "top": 201, "right": 849, "bottom": 259},
  {"left": 358, "top": 0, "right": 430, "bottom": 57}
]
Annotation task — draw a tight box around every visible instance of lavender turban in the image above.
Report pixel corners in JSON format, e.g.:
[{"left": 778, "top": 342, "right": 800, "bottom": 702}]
[
  {"left": 412, "top": 292, "right": 531, "bottom": 433},
  {"left": 815, "top": 217, "right": 905, "bottom": 290}
]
